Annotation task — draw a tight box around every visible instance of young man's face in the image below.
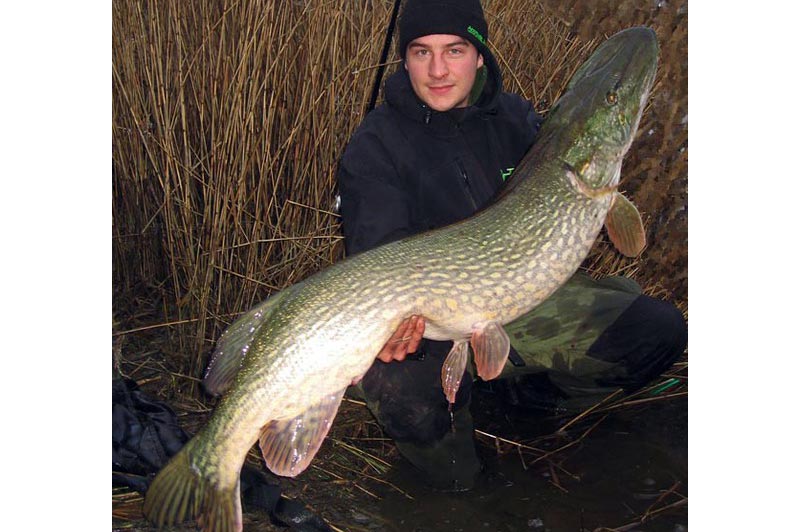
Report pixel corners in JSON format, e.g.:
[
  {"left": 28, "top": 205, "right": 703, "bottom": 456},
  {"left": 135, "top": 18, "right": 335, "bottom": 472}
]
[{"left": 404, "top": 34, "right": 484, "bottom": 112}]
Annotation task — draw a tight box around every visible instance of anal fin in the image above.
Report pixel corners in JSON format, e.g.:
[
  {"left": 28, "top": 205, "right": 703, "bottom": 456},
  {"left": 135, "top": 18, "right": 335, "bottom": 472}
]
[
  {"left": 258, "top": 388, "right": 346, "bottom": 477},
  {"left": 605, "top": 192, "right": 646, "bottom": 257},
  {"left": 470, "top": 321, "right": 510, "bottom": 381}
]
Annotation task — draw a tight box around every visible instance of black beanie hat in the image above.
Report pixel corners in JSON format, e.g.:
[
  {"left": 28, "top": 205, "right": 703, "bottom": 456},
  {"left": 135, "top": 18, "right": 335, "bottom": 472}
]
[{"left": 398, "top": 0, "right": 489, "bottom": 59}]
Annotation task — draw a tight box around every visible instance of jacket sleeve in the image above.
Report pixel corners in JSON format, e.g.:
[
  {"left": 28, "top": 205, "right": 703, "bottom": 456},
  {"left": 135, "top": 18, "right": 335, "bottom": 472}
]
[
  {"left": 337, "top": 131, "right": 414, "bottom": 256},
  {"left": 518, "top": 97, "right": 544, "bottom": 151},
  {"left": 526, "top": 103, "right": 544, "bottom": 147},
  {"left": 492, "top": 93, "right": 545, "bottom": 177}
]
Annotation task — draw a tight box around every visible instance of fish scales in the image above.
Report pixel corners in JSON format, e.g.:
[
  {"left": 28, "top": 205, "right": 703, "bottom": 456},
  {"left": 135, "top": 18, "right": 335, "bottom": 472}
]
[
  {"left": 143, "top": 27, "right": 659, "bottom": 532},
  {"left": 189, "top": 159, "right": 609, "bottom": 485}
]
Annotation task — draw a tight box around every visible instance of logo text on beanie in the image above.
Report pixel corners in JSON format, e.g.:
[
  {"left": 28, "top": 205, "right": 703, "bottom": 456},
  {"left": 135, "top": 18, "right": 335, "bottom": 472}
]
[{"left": 467, "top": 25, "right": 486, "bottom": 44}]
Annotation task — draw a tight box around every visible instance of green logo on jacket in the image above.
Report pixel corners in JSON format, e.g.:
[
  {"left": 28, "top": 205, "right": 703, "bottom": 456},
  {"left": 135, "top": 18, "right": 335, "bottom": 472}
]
[{"left": 501, "top": 167, "right": 515, "bottom": 181}]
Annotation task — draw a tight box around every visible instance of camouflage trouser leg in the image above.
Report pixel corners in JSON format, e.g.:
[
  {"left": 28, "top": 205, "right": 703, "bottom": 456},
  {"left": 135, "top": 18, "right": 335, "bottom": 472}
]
[
  {"left": 499, "top": 271, "right": 686, "bottom": 407},
  {"left": 349, "top": 271, "right": 686, "bottom": 486}
]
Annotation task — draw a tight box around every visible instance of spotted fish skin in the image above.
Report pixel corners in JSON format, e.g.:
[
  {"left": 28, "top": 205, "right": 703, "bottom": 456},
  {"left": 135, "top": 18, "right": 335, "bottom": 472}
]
[{"left": 143, "top": 27, "right": 659, "bottom": 532}]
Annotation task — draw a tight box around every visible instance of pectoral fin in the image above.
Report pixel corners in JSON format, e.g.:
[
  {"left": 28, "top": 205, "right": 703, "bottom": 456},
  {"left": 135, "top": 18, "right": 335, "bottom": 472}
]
[
  {"left": 258, "top": 387, "right": 345, "bottom": 477},
  {"left": 471, "top": 321, "right": 510, "bottom": 381},
  {"left": 441, "top": 341, "right": 469, "bottom": 404},
  {"left": 605, "top": 192, "right": 646, "bottom": 257}
]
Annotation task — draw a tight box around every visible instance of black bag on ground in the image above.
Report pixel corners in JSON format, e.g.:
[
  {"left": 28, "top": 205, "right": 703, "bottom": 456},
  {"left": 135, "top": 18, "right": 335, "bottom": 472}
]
[{"left": 112, "top": 377, "right": 332, "bottom": 532}]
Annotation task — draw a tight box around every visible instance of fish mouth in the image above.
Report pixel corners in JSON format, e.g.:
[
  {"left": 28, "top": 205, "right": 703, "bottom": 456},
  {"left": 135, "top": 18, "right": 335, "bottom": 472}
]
[
  {"left": 541, "top": 27, "right": 660, "bottom": 190},
  {"left": 567, "top": 27, "right": 658, "bottom": 105},
  {"left": 577, "top": 27, "right": 658, "bottom": 82}
]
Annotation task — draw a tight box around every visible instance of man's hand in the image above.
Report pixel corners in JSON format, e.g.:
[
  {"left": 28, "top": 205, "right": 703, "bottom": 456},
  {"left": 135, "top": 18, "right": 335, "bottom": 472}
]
[{"left": 376, "top": 315, "right": 425, "bottom": 363}]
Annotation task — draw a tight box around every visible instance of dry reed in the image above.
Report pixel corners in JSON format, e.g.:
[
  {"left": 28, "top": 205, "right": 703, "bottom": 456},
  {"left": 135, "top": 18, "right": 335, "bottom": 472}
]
[
  {"left": 113, "top": 1, "right": 394, "bottom": 381},
  {"left": 113, "top": 0, "right": 687, "bottom": 386}
]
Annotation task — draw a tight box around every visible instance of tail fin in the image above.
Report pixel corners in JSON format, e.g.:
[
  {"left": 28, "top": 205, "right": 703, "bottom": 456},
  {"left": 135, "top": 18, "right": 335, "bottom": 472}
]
[{"left": 142, "top": 439, "right": 243, "bottom": 532}]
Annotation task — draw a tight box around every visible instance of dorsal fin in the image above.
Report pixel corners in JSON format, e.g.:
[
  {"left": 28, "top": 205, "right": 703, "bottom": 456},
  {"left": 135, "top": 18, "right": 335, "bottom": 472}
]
[
  {"left": 258, "top": 388, "right": 346, "bottom": 477},
  {"left": 203, "top": 290, "right": 288, "bottom": 396},
  {"left": 605, "top": 191, "right": 646, "bottom": 257}
]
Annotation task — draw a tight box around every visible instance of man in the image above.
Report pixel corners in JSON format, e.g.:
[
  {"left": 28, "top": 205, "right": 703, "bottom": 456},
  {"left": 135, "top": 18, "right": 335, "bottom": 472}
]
[{"left": 337, "top": 0, "right": 687, "bottom": 491}]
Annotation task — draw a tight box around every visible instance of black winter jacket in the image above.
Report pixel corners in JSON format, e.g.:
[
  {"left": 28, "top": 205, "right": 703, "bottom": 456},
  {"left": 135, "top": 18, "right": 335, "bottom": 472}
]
[{"left": 338, "top": 55, "right": 543, "bottom": 257}]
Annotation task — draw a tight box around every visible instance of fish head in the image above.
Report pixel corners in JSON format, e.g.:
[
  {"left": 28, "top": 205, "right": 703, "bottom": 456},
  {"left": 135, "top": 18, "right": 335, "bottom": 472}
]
[{"left": 547, "top": 27, "right": 659, "bottom": 191}]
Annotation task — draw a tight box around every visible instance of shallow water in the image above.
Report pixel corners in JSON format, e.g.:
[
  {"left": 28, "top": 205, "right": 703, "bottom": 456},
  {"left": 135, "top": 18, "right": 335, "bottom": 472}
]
[
  {"left": 111, "top": 380, "right": 687, "bottom": 532},
  {"left": 371, "top": 391, "right": 687, "bottom": 532}
]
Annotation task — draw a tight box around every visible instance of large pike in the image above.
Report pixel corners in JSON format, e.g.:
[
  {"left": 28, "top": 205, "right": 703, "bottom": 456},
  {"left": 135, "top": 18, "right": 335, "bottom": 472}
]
[{"left": 144, "top": 27, "right": 659, "bottom": 531}]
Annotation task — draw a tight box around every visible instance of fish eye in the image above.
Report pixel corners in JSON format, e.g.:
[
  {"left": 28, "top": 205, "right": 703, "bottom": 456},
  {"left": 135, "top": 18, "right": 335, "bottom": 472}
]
[{"left": 605, "top": 91, "right": 618, "bottom": 105}]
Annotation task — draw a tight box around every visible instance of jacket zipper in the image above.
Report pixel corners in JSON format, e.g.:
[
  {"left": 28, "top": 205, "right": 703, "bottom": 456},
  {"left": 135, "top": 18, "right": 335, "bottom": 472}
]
[
  {"left": 422, "top": 104, "right": 478, "bottom": 212},
  {"left": 457, "top": 160, "right": 478, "bottom": 211}
]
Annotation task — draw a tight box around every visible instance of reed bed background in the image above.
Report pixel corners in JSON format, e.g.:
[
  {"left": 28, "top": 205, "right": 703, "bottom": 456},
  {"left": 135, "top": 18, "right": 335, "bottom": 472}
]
[
  {"left": 112, "top": 2, "right": 688, "bottom": 529},
  {"left": 112, "top": 0, "right": 687, "bottom": 389}
]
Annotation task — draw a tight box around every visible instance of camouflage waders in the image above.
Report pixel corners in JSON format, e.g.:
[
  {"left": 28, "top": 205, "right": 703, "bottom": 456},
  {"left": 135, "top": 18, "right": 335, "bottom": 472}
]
[
  {"left": 500, "top": 272, "right": 673, "bottom": 408},
  {"left": 353, "top": 271, "right": 687, "bottom": 490}
]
